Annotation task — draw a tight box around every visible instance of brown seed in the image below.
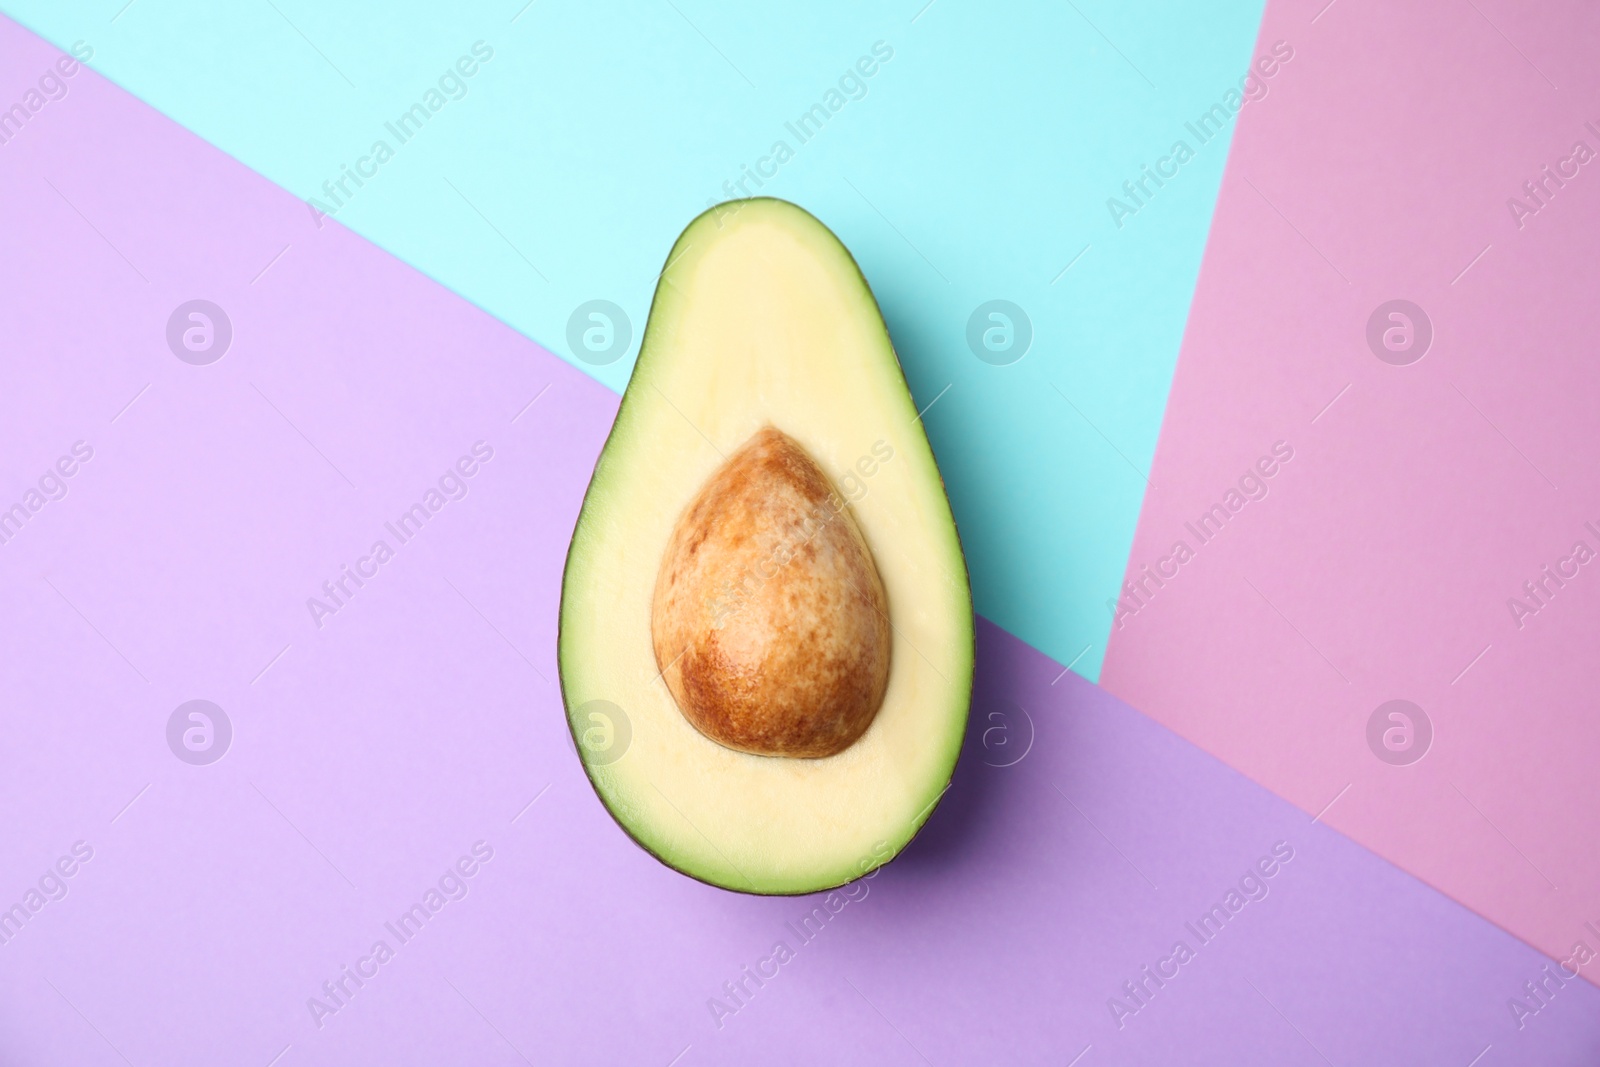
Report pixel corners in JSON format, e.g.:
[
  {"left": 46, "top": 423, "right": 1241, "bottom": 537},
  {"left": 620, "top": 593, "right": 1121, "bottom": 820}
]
[{"left": 650, "top": 426, "right": 891, "bottom": 758}]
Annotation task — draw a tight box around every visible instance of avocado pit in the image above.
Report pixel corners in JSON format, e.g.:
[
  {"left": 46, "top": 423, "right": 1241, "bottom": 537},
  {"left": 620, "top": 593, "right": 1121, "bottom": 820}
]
[{"left": 651, "top": 426, "right": 891, "bottom": 758}]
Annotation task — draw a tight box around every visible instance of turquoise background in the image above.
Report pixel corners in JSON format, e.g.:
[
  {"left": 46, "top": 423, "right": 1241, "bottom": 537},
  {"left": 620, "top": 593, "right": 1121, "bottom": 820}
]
[{"left": 5, "top": 0, "right": 1266, "bottom": 679}]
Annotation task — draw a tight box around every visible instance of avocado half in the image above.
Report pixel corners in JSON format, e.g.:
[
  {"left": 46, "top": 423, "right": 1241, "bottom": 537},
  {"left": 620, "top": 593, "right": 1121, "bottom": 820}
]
[{"left": 558, "top": 198, "right": 974, "bottom": 895}]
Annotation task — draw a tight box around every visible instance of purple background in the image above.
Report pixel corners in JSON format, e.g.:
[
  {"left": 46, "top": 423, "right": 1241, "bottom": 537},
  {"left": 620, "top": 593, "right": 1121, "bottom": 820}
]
[{"left": 1, "top": 18, "right": 1597, "bottom": 1066}]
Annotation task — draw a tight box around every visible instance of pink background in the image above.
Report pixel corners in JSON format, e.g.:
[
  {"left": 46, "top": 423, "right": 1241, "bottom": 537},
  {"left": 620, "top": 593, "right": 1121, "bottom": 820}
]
[{"left": 1105, "top": 0, "right": 1600, "bottom": 980}]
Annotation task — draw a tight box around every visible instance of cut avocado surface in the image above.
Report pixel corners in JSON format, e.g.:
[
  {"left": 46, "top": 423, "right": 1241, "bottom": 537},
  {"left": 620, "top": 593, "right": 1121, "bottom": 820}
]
[{"left": 558, "top": 198, "right": 973, "bottom": 895}]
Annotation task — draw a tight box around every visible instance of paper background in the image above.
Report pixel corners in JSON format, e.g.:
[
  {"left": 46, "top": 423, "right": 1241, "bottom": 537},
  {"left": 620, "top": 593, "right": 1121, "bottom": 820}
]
[
  {"left": 4, "top": 15, "right": 1600, "bottom": 1061},
  {"left": 1104, "top": 0, "right": 1600, "bottom": 998}
]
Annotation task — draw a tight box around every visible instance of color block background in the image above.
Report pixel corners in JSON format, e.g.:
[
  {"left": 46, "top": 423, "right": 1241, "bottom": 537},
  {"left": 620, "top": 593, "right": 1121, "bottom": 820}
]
[
  {"left": 1, "top": 0, "right": 1277, "bottom": 679},
  {"left": 5, "top": 12, "right": 1600, "bottom": 1064},
  {"left": 1103, "top": 0, "right": 1600, "bottom": 993}
]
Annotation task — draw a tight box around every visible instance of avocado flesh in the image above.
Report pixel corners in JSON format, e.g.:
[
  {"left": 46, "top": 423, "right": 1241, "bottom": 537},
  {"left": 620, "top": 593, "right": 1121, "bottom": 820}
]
[{"left": 558, "top": 198, "right": 974, "bottom": 895}]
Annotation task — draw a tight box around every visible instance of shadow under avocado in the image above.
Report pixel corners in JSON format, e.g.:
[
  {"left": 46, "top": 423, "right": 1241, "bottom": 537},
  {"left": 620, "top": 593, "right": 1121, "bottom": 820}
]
[{"left": 890, "top": 630, "right": 1049, "bottom": 879}]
